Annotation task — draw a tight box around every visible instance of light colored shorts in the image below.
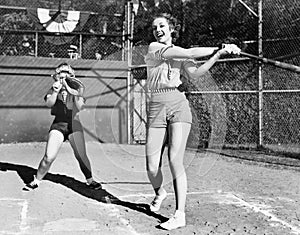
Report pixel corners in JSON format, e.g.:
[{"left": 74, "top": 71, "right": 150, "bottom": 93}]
[{"left": 147, "top": 88, "right": 192, "bottom": 128}]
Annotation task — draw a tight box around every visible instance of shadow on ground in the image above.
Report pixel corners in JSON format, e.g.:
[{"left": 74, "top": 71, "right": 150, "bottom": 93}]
[{"left": 0, "top": 161, "right": 168, "bottom": 222}]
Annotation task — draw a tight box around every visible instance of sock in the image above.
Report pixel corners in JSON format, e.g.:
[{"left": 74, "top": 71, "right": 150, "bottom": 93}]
[
  {"left": 86, "top": 177, "right": 94, "bottom": 185},
  {"left": 174, "top": 210, "right": 185, "bottom": 217},
  {"left": 33, "top": 175, "right": 41, "bottom": 185}
]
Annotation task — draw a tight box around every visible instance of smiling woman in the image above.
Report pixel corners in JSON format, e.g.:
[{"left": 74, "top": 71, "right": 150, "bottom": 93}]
[
  {"left": 151, "top": 14, "right": 180, "bottom": 44},
  {"left": 144, "top": 13, "right": 241, "bottom": 231}
]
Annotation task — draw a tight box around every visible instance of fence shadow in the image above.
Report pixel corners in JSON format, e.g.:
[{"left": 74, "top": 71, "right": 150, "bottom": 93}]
[{"left": 0, "top": 161, "right": 167, "bottom": 222}]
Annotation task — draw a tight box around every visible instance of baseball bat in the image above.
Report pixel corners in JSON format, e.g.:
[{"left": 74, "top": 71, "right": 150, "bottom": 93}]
[{"left": 240, "top": 52, "right": 300, "bottom": 73}]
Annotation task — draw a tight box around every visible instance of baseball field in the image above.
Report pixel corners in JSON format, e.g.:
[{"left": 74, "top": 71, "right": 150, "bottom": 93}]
[{"left": 0, "top": 142, "right": 300, "bottom": 235}]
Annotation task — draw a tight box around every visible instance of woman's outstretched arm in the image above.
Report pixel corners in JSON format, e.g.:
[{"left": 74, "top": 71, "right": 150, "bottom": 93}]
[
  {"left": 148, "top": 42, "right": 219, "bottom": 60},
  {"left": 183, "top": 44, "right": 241, "bottom": 78}
]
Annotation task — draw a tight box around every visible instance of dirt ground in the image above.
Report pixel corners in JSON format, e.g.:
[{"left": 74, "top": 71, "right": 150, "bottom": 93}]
[{"left": 0, "top": 142, "right": 300, "bottom": 235}]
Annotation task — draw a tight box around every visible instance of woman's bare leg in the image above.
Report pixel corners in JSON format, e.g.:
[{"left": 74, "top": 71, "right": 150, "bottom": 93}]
[
  {"left": 168, "top": 122, "right": 191, "bottom": 212},
  {"left": 36, "top": 130, "right": 64, "bottom": 180},
  {"left": 68, "top": 131, "right": 92, "bottom": 180},
  {"left": 146, "top": 127, "right": 167, "bottom": 196}
]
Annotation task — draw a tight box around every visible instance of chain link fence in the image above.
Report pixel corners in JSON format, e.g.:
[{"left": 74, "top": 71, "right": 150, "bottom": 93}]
[
  {"left": 0, "top": 0, "right": 299, "bottom": 151},
  {"left": 261, "top": 0, "right": 300, "bottom": 153},
  {"left": 0, "top": 0, "right": 126, "bottom": 60},
  {"left": 130, "top": 0, "right": 300, "bottom": 153},
  {"left": 131, "top": 59, "right": 260, "bottom": 149}
]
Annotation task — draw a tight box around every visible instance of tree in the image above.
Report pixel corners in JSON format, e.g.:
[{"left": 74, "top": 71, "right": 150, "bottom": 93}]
[{"left": 133, "top": 0, "right": 258, "bottom": 48}]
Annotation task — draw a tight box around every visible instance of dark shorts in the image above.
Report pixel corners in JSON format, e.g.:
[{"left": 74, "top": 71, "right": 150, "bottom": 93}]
[
  {"left": 49, "top": 119, "right": 83, "bottom": 141},
  {"left": 147, "top": 89, "right": 192, "bottom": 128}
]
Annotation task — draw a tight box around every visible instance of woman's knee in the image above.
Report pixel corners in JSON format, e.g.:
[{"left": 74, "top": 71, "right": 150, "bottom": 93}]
[
  {"left": 146, "top": 161, "right": 161, "bottom": 175},
  {"left": 42, "top": 153, "right": 56, "bottom": 165},
  {"left": 169, "top": 157, "right": 185, "bottom": 172}
]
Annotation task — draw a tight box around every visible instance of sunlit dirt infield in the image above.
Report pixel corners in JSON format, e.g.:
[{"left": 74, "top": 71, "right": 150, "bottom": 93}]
[{"left": 0, "top": 142, "right": 299, "bottom": 235}]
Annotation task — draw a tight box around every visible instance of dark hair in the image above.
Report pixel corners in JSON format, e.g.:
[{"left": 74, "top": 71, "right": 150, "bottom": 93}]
[{"left": 153, "top": 13, "right": 181, "bottom": 42}]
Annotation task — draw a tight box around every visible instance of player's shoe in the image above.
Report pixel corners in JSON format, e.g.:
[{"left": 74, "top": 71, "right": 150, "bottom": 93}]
[
  {"left": 23, "top": 175, "right": 40, "bottom": 191},
  {"left": 159, "top": 210, "right": 186, "bottom": 230},
  {"left": 87, "top": 180, "right": 102, "bottom": 190},
  {"left": 149, "top": 189, "right": 167, "bottom": 212}
]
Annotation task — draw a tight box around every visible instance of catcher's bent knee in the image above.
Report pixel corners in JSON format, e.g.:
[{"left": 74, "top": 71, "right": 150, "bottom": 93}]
[
  {"left": 147, "top": 165, "right": 161, "bottom": 176},
  {"left": 42, "top": 153, "right": 56, "bottom": 165},
  {"left": 146, "top": 160, "right": 161, "bottom": 175}
]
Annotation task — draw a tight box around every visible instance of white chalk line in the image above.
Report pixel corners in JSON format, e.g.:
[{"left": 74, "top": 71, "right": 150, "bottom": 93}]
[
  {"left": 229, "top": 193, "right": 300, "bottom": 235},
  {"left": 2, "top": 191, "right": 299, "bottom": 235},
  {"left": 104, "top": 203, "right": 143, "bottom": 235},
  {"left": 117, "top": 190, "right": 221, "bottom": 199},
  {"left": 0, "top": 198, "right": 29, "bottom": 234},
  {"left": 117, "top": 190, "right": 300, "bottom": 234},
  {"left": 0, "top": 197, "right": 142, "bottom": 235},
  {"left": 3, "top": 197, "right": 144, "bottom": 235},
  {"left": 18, "top": 200, "right": 29, "bottom": 232}
]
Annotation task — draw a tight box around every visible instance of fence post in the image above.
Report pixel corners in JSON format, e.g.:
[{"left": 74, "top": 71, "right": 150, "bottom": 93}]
[
  {"left": 125, "top": 0, "right": 134, "bottom": 144},
  {"left": 35, "top": 32, "right": 38, "bottom": 57},
  {"left": 258, "top": 0, "right": 263, "bottom": 148},
  {"left": 79, "top": 34, "right": 82, "bottom": 58}
]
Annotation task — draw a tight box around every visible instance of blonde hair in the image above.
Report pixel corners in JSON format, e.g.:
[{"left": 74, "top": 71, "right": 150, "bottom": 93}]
[{"left": 55, "top": 62, "right": 75, "bottom": 78}]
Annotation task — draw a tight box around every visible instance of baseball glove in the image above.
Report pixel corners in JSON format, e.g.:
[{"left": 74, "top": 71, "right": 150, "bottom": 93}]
[{"left": 51, "top": 63, "right": 85, "bottom": 97}]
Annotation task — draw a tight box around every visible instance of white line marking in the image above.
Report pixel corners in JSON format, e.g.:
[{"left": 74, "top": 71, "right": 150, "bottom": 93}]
[
  {"left": 0, "top": 198, "right": 29, "bottom": 234},
  {"left": 0, "top": 198, "right": 26, "bottom": 201},
  {"left": 117, "top": 190, "right": 219, "bottom": 199},
  {"left": 229, "top": 193, "right": 300, "bottom": 235},
  {"left": 119, "top": 217, "right": 142, "bottom": 235},
  {"left": 117, "top": 191, "right": 300, "bottom": 234},
  {"left": 105, "top": 203, "right": 142, "bottom": 235},
  {"left": 19, "top": 200, "right": 29, "bottom": 232}
]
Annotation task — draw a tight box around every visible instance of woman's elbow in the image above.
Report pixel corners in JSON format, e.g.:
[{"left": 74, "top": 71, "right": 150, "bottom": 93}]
[
  {"left": 190, "top": 69, "right": 208, "bottom": 78},
  {"left": 183, "top": 51, "right": 195, "bottom": 59},
  {"left": 45, "top": 100, "right": 54, "bottom": 107},
  {"left": 77, "top": 105, "right": 84, "bottom": 111},
  {"left": 76, "top": 102, "right": 85, "bottom": 111}
]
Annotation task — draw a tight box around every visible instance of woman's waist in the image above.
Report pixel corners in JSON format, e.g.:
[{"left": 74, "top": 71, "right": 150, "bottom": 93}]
[
  {"left": 147, "top": 72, "right": 182, "bottom": 90},
  {"left": 147, "top": 79, "right": 182, "bottom": 91},
  {"left": 53, "top": 113, "right": 80, "bottom": 122},
  {"left": 148, "top": 87, "right": 178, "bottom": 93},
  {"left": 148, "top": 88, "right": 187, "bottom": 103}
]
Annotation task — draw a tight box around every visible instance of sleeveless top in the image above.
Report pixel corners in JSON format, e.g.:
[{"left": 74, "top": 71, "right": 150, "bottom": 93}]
[{"left": 44, "top": 88, "right": 80, "bottom": 122}]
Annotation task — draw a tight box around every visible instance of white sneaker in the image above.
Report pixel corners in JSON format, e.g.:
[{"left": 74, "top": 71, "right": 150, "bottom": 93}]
[
  {"left": 159, "top": 210, "right": 186, "bottom": 230},
  {"left": 149, "top": 189, "right": 167, "bottom": 212}
]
